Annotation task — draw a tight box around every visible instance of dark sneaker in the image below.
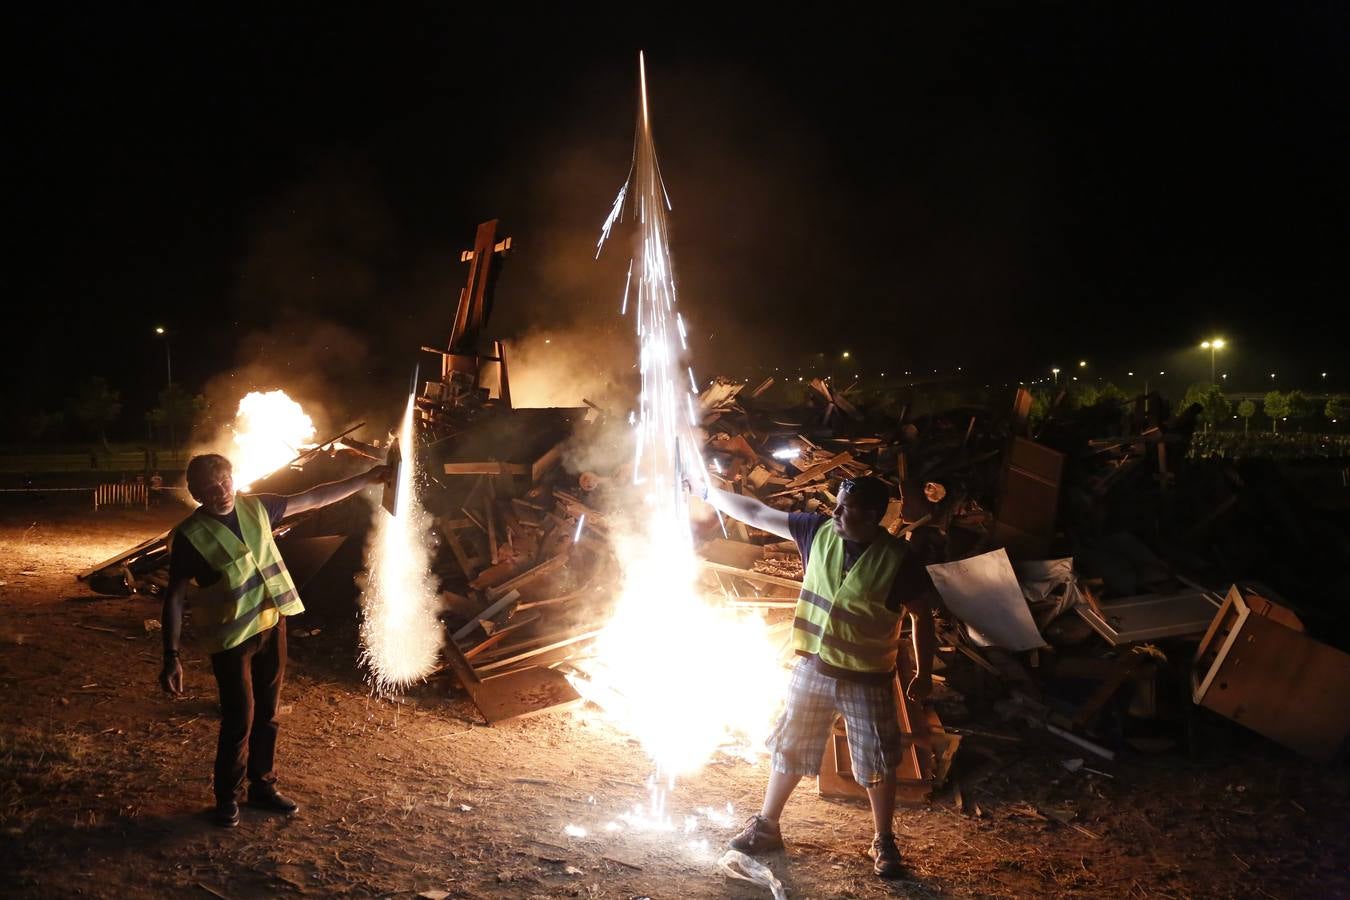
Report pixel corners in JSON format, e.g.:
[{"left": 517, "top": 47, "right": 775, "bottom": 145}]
[
  {"left": 728, "top": 814, "right": 784, "bottom": 854},
  {"left": 247, "top": 785, "right": 299, "bottom": 815},
  {"left": 213, "top": 799, "right": 240, "bottom": 828},
  {"left": 868, "top": 832, "right": 904, "bottom": 878}
]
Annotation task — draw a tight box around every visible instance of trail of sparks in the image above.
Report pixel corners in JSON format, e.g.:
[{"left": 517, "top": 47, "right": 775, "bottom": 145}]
[
  {"left": 358, "top": 393, "right": 443, "bottom": 694},
  {"left": 577, "top": 51, "right": 785, "bottom": 827}
]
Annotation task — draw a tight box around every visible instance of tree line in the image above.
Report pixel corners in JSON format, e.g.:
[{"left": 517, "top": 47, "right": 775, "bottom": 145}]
[
  {"left": 1032, "top": 381, "right": 1346, "bottom": 435},
  {"left": 12, "top": 376, "right": 211, "bottom": 452}
]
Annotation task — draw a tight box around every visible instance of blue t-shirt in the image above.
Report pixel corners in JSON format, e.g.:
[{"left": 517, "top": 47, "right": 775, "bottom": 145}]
[{"left": 169, "top": 494, "right": 289, "bottom": 588}]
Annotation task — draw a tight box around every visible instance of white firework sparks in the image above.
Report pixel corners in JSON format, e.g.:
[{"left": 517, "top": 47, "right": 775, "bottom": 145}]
[
  {"left": 576, "top": 51, "right": 787, "bottom": 817},
  {"left": 359, "top": 393, "right": 443, "bottom": 694}
]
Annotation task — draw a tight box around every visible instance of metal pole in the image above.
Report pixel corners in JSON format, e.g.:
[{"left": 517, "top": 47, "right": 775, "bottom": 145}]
[{"left": 166, "top": 339, "right": 174, "bottom": 459}]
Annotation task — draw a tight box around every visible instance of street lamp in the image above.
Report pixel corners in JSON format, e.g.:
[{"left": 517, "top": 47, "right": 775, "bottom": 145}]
[
  {"left": 153, "top": 326, "right": 174, "bottom": 459},
  {"left": 1051, "top": 367, "right": 1060, "bottom": 384},
  {"left": 1200, "top": 338, "right": 1225, "bottom": 384},
  {"left": 154, "top": 326, "right": 172, "bottom": 386}
]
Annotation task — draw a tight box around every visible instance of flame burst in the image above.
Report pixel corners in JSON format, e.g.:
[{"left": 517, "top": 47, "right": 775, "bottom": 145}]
[
  {"left": 574, "top": 53, "right": 788, "bottom": 816},
  {"left": 230, "top": 390, "right": 316, "bottom": 490},
  {"left": 358, "top": 394, "right": 443, "bottom": 693}
]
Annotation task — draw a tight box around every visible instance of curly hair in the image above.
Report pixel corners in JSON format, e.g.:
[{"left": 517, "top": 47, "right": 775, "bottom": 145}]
[{"left": 838, "top": 475, "right": 891, "bottom": 521}]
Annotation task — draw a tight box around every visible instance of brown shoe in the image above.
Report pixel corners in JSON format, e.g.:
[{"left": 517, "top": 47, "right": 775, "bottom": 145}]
[
  {"left": 868, "top": 832, "right": 903, "bottom": 878},
  {"left": 728, "top": 814, "right": 784, "bottom": 854}
]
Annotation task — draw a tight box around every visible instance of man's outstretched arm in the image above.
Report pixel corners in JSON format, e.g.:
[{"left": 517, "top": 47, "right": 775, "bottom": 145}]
[
  {"left": 703, "top": 486, "right": 793, "bottom": 541},
  {"left": 284, "top": 464, "right": 390, "bottom": 518}
]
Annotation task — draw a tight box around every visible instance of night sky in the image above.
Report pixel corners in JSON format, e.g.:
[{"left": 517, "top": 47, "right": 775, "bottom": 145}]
[{"left": 8, "top": 6, "right": 1347, "bottom": 435}]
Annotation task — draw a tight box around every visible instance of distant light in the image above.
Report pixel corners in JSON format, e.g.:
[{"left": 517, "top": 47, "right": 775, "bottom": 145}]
[
  {"left": 1271, "top": 373, "right": 1277, "bottom": 379},
  {"left": 1323, "top": 372, "right": 1329, "bottom": 378},
  {"left": 1159, "top": 371, "right": 1165, "bottom": 376},
  {"left": 1079, "top": 361, "right": 1087, "bottom": 367},
  {"left": 154, "top": 326, "right": 165, "bottom": 335},
  {"left": 842, "top": 351, "right": 850, "bottom": 359},
  {"left": 545, "top": 338, "right": 551, "bottom": 344},
  {"left": 772, "top": 447, "right": 801, "bottom": 460},
  {"left": 1128, "top": 371, "right": 1134, "bottom": 376},
  {"left": 1072, "top": 376, "right": 1078, "bottom": 381}
]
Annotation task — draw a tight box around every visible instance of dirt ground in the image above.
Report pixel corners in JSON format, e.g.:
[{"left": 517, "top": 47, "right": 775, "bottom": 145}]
[{"left": 2, "top": 499, "right": 1348, "bottom": 899}]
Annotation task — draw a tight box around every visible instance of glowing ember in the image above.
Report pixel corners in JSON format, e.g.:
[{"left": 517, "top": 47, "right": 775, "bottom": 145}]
[
  {"left": 575, "top": 51, "right": 789, "bottom": 812},
  {"left": 358, "top": 394, "right": 442, "bottom": 693},
  {"left": 230, "top": 390, "right": 316, "bottom": 490}
]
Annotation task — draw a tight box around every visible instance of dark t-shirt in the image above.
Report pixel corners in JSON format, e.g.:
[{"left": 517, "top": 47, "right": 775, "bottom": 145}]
[
  {"left": 169, "top": 494, "right": 288, "bottom": 588},
  {"left": 787, "top": 512, "right": 933, "bottom": 684}
]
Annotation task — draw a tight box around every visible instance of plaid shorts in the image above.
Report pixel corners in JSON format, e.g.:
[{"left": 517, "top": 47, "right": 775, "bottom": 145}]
[{"left": 767, "top": 657, "right": 903, "bottom": 786}]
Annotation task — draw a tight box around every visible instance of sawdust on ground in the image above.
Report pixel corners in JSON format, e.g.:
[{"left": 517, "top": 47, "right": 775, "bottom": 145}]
[{"left": 1, "top": 499, "right": 1348, "bottom": 899}]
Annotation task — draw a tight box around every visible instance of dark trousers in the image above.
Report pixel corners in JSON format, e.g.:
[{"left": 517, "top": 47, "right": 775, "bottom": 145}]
[{"left": 209, "top": 618, "right": 286, "bottom": 802}]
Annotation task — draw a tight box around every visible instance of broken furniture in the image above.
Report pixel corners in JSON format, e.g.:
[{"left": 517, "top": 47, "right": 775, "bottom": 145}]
[
  {"left": 1193, "top": 585, "right": 1350, "bottom": 762},
  {"left": 1076, "top": 589, "right": 1221, "bottom": 646}
]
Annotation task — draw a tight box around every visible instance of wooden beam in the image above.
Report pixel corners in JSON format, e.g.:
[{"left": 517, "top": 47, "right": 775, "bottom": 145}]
[
  {"left": 444, "top": 461, "right": 530, "bottom": 476},
  {"left": 452, "top": 589, "right": 521, "bottom": 643},
  {"left": 786, "top": 451, "right": 855, "bottom": 489},
  {"left": 443, "top": 528, "right": 478, "bottom": 579},
  {"left": 486, "top": 551, "right": 570, "bottom": 602},
  {"left": 463, "top": 612, "right": 541, "bottom": 660},
  {"left": 474, "top": 629, "right": 603, "bottom": 674},
  {"left": 700, "top": 560, "right": 802, "bottom": 591}
]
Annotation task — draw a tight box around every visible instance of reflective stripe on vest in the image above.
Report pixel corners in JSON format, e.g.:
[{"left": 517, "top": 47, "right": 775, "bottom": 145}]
[
  {"left": 791, "top": 524, "right": 905, "bottom": 673},
  {"left": 177, "top": 495, "right": 303, "bottom": 653}
]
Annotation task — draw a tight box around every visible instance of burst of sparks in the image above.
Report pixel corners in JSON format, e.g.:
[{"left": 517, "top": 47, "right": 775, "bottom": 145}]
[
  {"left": 573, "top": 51, "right": 787, "bottom": 821},
  {"left": 358, "top": 393, "right": 443, "bottom": 693}
]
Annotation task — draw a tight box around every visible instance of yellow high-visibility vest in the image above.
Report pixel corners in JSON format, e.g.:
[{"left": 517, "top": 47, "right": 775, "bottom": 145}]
[
  {"left": 791, "top": 524, "right": 905, "bottom": 673},
  {"left": 177, "top": 495, "right": 303, "bottom": 654}
]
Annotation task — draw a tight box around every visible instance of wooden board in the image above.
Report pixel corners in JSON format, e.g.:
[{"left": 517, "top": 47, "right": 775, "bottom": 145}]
[
  {"left": 699, "top": 560, "right": 802, "bottom": 591},
  {"left": 700, "top": 538, "right": 765, "bottom": 570},
  {"left": 1193, "top": 586, "right": 1350, "bottom": 761},
  {"left": 443, "top": 461, "right": 530, "bottom": 476},
  {"left": 472, "top": 666, "right": 582, "bottom": 724},
  {"left": 991, "top": 437, "right": 1064, "bottom": 560}
]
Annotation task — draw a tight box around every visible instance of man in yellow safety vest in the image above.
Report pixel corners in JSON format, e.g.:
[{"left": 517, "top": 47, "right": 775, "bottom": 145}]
[
  {"left": 158, "top": 453, "right": 389, "bottom": 827},
  {"left": 701, "top": 475, "right": 935, "bottom": 878}
]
